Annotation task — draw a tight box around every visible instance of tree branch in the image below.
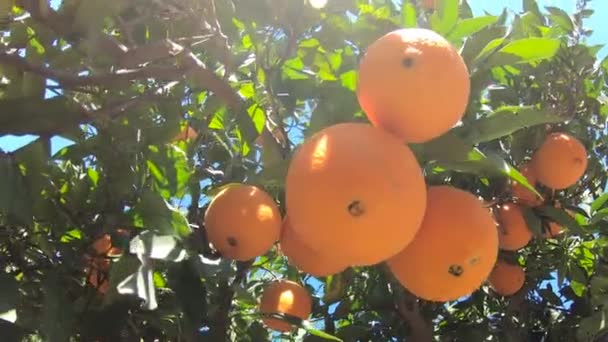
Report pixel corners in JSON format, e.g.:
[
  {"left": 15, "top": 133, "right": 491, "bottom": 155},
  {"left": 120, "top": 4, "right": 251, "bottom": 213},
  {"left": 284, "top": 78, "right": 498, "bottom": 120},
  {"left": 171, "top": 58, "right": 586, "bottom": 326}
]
[{"left": 212, "top": 260, "right": 253, "bottom": 341}]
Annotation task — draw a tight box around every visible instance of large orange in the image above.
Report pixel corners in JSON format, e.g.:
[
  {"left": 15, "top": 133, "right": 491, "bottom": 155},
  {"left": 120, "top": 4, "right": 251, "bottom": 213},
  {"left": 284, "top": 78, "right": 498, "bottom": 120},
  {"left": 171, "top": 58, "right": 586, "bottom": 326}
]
[
  {"left": 204, "top": 184, "right": 281, "bottom": 261},
  {"left": 356, "top": 28, "right": 470, "bottom": 143},
  {"left": 496, "top": 203, "right": 532, "bottom": 251},
  {"left": 386, "top": 186, "right": 498, "bottom": 302},
  {"left": 279, "top": 217, "right": 347, "bottom": 277},
  {"left": 285, "top": 123, "right": 427, "bottom": 266},
  {"left": 511, "top": 163, "right": 543, "bottom": 207},
  {"left": 488, "top": 260, "right": 525, "bottom": 296},
  {"left": 259, "top": 280, "right": 312, "bottom": 332},
  {"left": 531, "top": 132, "right": 588, "bottom": 189}
]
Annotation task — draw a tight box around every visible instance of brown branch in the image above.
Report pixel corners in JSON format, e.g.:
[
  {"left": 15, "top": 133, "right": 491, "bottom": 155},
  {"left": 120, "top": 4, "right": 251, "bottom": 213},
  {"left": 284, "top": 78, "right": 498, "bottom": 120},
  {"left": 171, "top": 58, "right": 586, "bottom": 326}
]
[{"left": 212, "top": 260, "right": 253, "bottom": 341}]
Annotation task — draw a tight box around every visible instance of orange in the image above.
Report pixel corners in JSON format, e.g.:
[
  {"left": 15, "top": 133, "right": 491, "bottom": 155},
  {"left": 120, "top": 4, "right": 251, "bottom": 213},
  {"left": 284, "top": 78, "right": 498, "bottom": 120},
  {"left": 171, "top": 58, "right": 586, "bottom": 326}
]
[
  {"left": 204, "top": 184, "right": 281, "bottom": 261},
  {"left": 543, "top": 208, "right": 573, "bottom": 238},
  {"left": 86, "top": 257, "right": 110, "bottom": 294},
  {"left": 386, "top": 186, "right": 498, "bottom": 302},
  {"left": 496, "top": 203, "right": 532, "bottom": 251},
  {"left": 488, "top": 260, "right": 525, "bottom": 296},
  {"left": 285, "top": 123, "right": 427, "bottom": 266},
  {"left": 531, "top": 132, "right": 587, "bottom": 189},
  {"left": 420, "top": 0, "right": 435, "bottom": 9},
  {"left": 511, "top": 163, "right": 543, "bottom": 207},
  {"left": 259, "top": 280, "right": 312, "bottom": 332},
  {"left": 172, "top": 126, "right": 198, "bottom": 142},
  {"left": 356, "top": 28, "right": 470, "bottom": 143},
  {"left": 91, "top": 230, "right": 129, "bottom": 257},
  {"left": 279, "top": 216, "right": 347, "bottom": 277}
]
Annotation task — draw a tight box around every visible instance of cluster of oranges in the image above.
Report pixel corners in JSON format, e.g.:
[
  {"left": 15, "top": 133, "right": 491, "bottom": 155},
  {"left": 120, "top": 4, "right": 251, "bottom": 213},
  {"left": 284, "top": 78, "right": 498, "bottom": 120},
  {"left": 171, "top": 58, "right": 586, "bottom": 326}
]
[{"left": 202, "top": 27, "right": 588, "bottom": 331}]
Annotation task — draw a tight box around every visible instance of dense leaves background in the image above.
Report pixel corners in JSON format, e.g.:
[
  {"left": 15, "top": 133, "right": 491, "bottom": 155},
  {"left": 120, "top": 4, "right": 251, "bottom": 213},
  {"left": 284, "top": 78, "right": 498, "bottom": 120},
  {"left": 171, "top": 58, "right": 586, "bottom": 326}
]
[{"left": 1, "top": 0, "right": 608, "bottom": 341}]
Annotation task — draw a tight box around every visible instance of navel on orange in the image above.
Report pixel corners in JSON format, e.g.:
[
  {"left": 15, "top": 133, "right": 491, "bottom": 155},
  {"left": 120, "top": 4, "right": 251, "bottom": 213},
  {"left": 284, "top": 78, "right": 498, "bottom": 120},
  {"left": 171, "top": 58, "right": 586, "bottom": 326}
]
[
  {"left": 260, "top": 280, "right": 312, "bottom": 332},
  {"left": 531, "top": 132, "right": 587, "bottom": 190},
  {"left": 496, "top": 203, "right": 532, "bottom": 251},
  {"left": 279, "top": 217, "right": 347, "bottom": 277},
  {"left": 204, "top": 184, "right": 281, "bottom": 261},
  {"left": 488, "top": 260, "right": 526, "bottom": 296},
  {"left": 356, "top": 28, "right": 470, "bottom": 143},
  {"left": 386, "top": 186, "right": 498, "bottom": 302},
  {"left": 285, "top": 123, "right": 427, "bottom": 266}
]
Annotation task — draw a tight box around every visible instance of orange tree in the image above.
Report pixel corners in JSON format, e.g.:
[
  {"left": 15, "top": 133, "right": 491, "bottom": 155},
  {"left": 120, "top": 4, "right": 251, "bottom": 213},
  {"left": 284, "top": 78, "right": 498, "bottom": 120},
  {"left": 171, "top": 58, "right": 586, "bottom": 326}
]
[{"left": 1, "top": 0, "right": 608, "bottom": 341}]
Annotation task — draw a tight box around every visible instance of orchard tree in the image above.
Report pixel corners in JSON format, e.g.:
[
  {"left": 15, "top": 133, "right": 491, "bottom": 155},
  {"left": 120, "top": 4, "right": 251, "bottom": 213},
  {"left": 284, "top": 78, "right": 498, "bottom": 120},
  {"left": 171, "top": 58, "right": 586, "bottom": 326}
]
[{"left": 1, "top": 0, "right": 608, "bottom": 341}]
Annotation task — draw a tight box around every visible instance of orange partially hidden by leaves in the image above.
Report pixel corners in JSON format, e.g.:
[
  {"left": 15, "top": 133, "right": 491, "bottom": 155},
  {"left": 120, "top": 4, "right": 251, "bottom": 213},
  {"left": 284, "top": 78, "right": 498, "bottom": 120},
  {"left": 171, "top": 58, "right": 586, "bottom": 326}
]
[
  {"left": 92, "top": 229, "right": 129, "bottom": 257},
  {"left": 356, "top": 28, "right": 470, "bottom": 143},
  {"left": 512, "top": 163, "right": 543, "bottom": 207},
  {"left": 260, "top": 280, "right": 312, "bottom": 332},
  {"left": 531, "top": 132, "right": 588, "bottom": 190},
  {"left": 386, "top": 186, "right": 498, "bottom": 302},
  {"left": 172, "top": 126, "right": 198, "bottom": 142},
  {"left": 204, "top": 184, "right": 281, "bottom": 261},
  {"left": 86, "top": 257, "right": 111, "bottom": 294},
  {"left": 488, "top": 260, "right": 525, "bottom": 296},
  {"left": 420, "top": 0, "right": 435, "bottom": 9},
  {"left": 279, "top": 216, "right": 347, "bottom": 277},
  {"left": 496, "top": 203, "right": 532, "bottom": 251},
  {"left": 543, "top": 208, "right": 574, "bottom": 238},
  {"left": 285, "top": 123, "right": 427, "bottom": 266}
]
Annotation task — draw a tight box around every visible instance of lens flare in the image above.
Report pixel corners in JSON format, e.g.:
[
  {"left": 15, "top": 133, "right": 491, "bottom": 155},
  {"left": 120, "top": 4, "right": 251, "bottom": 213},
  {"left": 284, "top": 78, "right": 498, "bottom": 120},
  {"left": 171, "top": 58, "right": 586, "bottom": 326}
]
[{"left": 309, "top": 0, "right": 328, "bottom": 9}]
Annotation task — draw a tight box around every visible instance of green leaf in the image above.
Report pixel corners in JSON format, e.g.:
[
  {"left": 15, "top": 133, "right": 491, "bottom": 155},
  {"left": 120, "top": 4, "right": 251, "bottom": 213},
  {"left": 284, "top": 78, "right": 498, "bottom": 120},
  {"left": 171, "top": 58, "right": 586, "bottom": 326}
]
[
  {"left": 0, "top": 96, "right": 85, "bottom": 135},
  {"left": 577, "top": 308, "right": 608, "bottom": 342},
  {"left": 0, "top": 273, "right": 18, "bottom": 315},
  {"left": 0, "top": 153, "right": 32, "bottom": 225},
  {"left": 589, "top": 208, "right": 608, "bottom": 225},
  {"left": 302, "top": 321, "right": 344, "bottom": 342},
  {"left": 41, "top": 271, "right": 75, "bottom": 341},
  {"left": 461, "top": 26, "right": 507, "bottom": 67},
  {"left": 457, "top": 107, "right": 565, "bottom": 144},
  {"left": 429, "top": 0, "right": 459, "bottom": 35},
  {"left": 523, "top": 0, "right": 543, "bottom": 19},
  {"left": 411, "top": 132, "right": 473, "bottom": 163},
  {"left": 339, "top": 70, "right": 357, "bottom": 92},
  {"left": 537, "top": 205, "right": 585, "bottom": 236},
  {"left": 484, "top": 38, "right": 561, "bottom": 68},
  {"left": 447, "top": 16, "right": 499, "bottom": 42},
  {"left": 401, "top": 1, "right": 417, "bottom": 28},
  {"left": 134, "top": 190, "right": 192, "bottom": 237},
  {"left": 591, "top": 193, "right": 608, "bottom": 214},
  {"left": 545, "top": 6, "right": 573, "bottom": 32},
  {"left": 522, "top": 206, "right": 543, "bottom": 236}
]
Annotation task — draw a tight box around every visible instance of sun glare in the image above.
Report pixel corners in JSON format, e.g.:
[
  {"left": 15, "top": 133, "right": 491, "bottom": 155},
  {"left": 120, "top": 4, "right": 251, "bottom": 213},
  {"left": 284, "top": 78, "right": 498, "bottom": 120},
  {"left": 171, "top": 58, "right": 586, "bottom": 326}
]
[
  {"left": 309, "top": 0, "right": 328, "bottom": 10},
  {"left": 278, "top": 290, "right": 295, "bottom": 312}
]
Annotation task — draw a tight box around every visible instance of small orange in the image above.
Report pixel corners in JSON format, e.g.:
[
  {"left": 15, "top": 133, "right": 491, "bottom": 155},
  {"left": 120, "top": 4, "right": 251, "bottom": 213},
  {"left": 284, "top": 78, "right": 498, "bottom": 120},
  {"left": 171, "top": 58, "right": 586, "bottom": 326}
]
[
  {"left": 496, "top": 203, "right": 532, "bottom": 251},
  {"left": 86, "top": 257, "right": 111, "bottom": 294},
  {"left": 511, "top": 163, "right": 543, "bottom": 207},
  {"left": 386, "top": 186, "right": 498, "bottom": 302},
  {"left": 488, "top": 260, "right": 525, "bottom": 296},
  {"left": 531, "top": 132, "right": 587, "bottom": 189},
  {"left": 279, "top": 217, "right": 347, "bottom": 277},
  {"left": 285, "top": 123, "right": 427, "bottom": 266},
  {"left": 543, "top": 208, "right": 574, "bottom": 238},
  {"left": 260, "top": 280, "right": 312, "bottom": 332},
  {"left": 92, "top": 235, "right": 112, "bottom": 255},
  {"left": 356, "top": 28, "right": 470, "bottom": 143},
  {"left": 204, "top": 184, "right": 281, "bottom": 261},
  {"left": 420, "top": 0, "right": 435, "bottom": 9}
]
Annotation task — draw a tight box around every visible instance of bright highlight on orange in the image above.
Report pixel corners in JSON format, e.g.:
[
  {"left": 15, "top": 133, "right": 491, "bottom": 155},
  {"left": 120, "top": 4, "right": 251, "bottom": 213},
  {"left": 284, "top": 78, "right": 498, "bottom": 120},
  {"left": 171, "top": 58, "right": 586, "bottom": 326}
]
[{"left": 309, "top": 0, "right": 328, "bottom": 9}]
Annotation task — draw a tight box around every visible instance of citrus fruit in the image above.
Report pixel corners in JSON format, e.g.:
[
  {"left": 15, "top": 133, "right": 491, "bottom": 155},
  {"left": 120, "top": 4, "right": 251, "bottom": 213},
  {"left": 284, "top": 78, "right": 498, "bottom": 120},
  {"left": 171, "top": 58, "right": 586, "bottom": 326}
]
[
  {"left": 279, "top": 216, "right": 347, "bottom": 277},
  {"left": 260, "top": 280, "right": 312, "bottom": 332},
  {"left": 386, "top": 186, "right": 498, "bottom": 302},
  {"left": 285, "top": 123, "right": 427, "bottom": 266},
  {"left": 204, "top": 184, "right": 281, "bottom": 261},
  {"left": 531, "top": 132, "right": 587, "bottom": 189},
  {"left": 543, "top": 208, "right": 573, "bottom": 238},
  {"left": 420, "top": 0, "right": 435, "bottom": 9},
  {"left": 496, "top": 203, "right": 532, "bottom": 251},
  {"left": 511, "top": 163, "right": 543, "bottom": 207},
  {"left": 92, "top": 234, "right": 112, "bottom": 255},
  {"left": 488, "top": 260, "right": 525, "bottom": 296},
  {"left": 86, "top": 257, "right": 110, "bottom": 294},
  {"left": 356, "top": 28, "right": 470, "bottom": 143}
]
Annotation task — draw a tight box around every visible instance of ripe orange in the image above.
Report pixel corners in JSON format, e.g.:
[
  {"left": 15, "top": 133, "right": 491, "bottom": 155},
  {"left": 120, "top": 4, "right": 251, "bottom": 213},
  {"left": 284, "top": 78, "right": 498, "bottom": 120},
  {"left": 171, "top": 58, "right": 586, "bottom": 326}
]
[
  {"left": 285, "top": 123, "right": 427, "bottom": 266},
  {"left": 420, "top": 0, "right": 435, "bottom": 9},
  {"left": 511, "top": 163, "right": 543, "bottom": 207},
  {"left": 260, "top": 280, "right": 312, "bottom": 332},
  {"left": 543, "top": 208, "right": 573, "bottom": 238},
  {"left": 92, "top": 234, "right": 112, "bottom": 255},
  {"left": 86, "top": 257, "right": 110, "bottom": 294},
  {"left": 279, "top": 217, "right": 347, "bottom": 277},
  {"left": 356, "top": 28, "right": 470, "bottom": 143},
  {"left": 531, "top": 132, "right": 587, "bottom": 189},
  {"left": 488, "top": 260, "right": 525, "bottom": 296},
  {"left": 386, "top": 186, "right": 498, "bottom": 302},
  {"left": 204, "top": 184, "right": 282, "bottom": 261},
  {"left": 496, "top": 203, "right": 532, "bottom": 251}
]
